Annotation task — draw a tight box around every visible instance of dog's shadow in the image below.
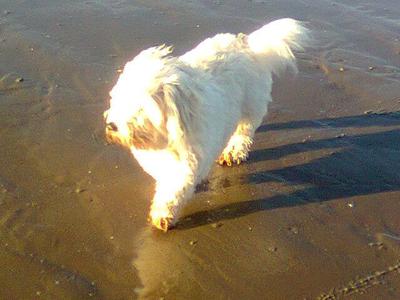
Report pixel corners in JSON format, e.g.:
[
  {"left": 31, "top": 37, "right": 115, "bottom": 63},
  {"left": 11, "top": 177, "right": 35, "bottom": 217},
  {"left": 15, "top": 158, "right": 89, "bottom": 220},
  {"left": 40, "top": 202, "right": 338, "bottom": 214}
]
[{"left": 176, "top": 111, "right": 400, "bottom": 230}]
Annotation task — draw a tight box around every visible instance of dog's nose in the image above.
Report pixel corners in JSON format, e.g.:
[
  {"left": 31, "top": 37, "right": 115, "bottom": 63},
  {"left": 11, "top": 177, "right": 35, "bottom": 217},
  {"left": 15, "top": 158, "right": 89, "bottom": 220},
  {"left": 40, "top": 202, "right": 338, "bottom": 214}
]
[{"left": 106, "top": 122, "right": 118, "bottom": 131}]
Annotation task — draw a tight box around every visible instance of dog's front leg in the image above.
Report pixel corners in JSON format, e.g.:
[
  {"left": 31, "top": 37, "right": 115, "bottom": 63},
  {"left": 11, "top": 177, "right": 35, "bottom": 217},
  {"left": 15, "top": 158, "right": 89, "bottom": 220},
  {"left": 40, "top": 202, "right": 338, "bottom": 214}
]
[
  {"left": 148, "top": 156, "right": 196, "bottom": 231},
  {"left": 150, "top": 182, "right": 195, "bottom": 231}
]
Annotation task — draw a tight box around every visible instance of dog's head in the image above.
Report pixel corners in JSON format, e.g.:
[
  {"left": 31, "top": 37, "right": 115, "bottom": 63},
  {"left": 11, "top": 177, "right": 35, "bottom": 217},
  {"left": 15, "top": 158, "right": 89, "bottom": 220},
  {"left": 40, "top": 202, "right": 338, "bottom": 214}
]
[{"left": 104, "top": 46, "right": 176, "bottom": 150}]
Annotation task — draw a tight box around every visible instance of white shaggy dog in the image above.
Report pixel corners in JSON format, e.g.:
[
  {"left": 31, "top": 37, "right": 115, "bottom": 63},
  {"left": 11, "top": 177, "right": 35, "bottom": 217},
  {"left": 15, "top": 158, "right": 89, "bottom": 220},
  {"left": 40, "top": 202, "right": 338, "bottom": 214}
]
[{"left": 104, "top": 18, "right": 309, "bottom": 231}]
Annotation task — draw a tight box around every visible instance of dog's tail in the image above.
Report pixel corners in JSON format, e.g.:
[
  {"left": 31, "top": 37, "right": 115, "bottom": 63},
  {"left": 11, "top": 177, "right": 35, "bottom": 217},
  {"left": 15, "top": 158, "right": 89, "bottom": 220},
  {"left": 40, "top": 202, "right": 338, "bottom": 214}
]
[{"left": 247, "top": 18, "right": 309, "bottom": 76}]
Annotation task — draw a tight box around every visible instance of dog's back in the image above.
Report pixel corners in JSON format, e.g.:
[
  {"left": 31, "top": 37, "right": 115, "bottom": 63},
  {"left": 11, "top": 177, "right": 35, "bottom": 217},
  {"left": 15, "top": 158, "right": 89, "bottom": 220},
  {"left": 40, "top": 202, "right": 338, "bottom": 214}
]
[
  {"left": 180, "top": 18, "right": 309, "bottom": 76},
  {"left": 179, "top": 33, "right": 245, "bottom": 68}
]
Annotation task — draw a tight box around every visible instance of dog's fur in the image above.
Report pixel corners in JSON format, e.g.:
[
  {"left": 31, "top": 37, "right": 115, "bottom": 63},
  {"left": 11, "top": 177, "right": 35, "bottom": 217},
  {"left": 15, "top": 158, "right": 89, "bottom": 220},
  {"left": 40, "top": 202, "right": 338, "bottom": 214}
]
[{"left": 104, "top": 18, "right": 309, "bottom": 231}]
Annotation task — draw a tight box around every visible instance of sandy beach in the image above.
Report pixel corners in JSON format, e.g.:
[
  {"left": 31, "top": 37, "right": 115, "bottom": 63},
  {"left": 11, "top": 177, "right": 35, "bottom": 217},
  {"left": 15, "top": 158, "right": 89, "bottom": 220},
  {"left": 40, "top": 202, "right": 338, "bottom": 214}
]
[{"left": 1, "top": 0, "right": 400, "bottom": 299}]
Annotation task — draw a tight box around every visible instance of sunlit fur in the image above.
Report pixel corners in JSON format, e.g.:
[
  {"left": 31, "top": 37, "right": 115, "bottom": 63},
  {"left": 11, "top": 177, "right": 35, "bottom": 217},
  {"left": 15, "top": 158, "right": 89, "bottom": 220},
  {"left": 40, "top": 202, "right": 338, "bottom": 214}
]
[{"left": 104, "top": 18, "right": 309, "bottom": 231}]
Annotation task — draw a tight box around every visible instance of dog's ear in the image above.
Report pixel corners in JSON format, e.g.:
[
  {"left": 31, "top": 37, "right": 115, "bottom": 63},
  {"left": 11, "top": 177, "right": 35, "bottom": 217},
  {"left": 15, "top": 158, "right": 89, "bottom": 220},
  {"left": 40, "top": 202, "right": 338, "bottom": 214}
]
[
  {"left": 162, "top": 81, "right": 198, "bottom": 136},
  {"left": 151, "top": 86, "right": 169, "bottom": 121},
  {"left": 127, "top": 88, "right": 169, "bottom": 150}
]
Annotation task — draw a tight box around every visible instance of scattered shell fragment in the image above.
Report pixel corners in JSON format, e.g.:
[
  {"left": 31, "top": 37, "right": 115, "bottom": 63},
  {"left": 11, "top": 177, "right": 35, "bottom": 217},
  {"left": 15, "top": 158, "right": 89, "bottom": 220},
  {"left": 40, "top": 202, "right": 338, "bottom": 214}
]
[
  {"left": 336, "top": 133, "right": 346, "bottom": 138},
  {"left": 75, "top": 188, "right": 86, "bottom": 194},
  {"left": 211, "top": 222, "right": 222, "bottom": 228}
]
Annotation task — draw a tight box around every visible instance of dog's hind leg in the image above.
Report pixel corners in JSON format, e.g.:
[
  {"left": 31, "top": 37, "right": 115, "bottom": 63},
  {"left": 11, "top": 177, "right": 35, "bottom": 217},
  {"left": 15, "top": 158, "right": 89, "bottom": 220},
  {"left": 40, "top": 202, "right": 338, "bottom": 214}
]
[{"left": 218, "top": 122, "right": 254, "bottom": 166}]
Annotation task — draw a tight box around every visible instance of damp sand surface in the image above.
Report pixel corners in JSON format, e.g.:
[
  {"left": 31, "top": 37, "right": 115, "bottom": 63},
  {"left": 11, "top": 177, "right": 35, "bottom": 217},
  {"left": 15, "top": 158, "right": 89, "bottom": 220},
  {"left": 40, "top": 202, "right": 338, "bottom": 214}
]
[{"left": 1, "top": 0, "right": 400, "bottom": 299}]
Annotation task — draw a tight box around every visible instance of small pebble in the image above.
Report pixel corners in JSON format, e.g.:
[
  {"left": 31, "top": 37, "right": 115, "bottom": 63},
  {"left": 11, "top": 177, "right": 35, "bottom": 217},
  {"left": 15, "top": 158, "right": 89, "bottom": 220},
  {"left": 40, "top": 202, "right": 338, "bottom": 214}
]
[
  {"left": 336, "top": 133, "right": 346, "bottom": 138},
  {"left": 3, "top": 10, "right": 10, "bottom": 15},
  {"left": 364, "top": 110, "right": 373, "bottom": 115},
  {"left": 196, "top": 24, "right": 200, "bottom": 28},
  {"left": 189, "top": 240, "right": 197, "bottom": 246},
  {"left": 211, "top": 222, "right": 222, "bottom": 228},
  {"left": 268, "top": 247, "right": 278, "bottom": 252},
  {"left": 368, "top": 66, "right": 375, "bottom": 70},
  {"left": 36, "top": 291, "right": 41, "bottom": 296},
  {"left": 110, "top": 236, "right": 114, "bottom": 240},
  {"left": 15, "top": 77, "right": 24, "bottom": 83},
  {"left": 117, "top": 69, "right": 123, "bottom": 73},
  {"left": 248, "top": 226, "right": 253, "bottom": 231},
  {"left": 75, "top": 188, "right": 85, "bottom": 194},
  {"left": 339, "top": 67, "right": 345, "bottom": 72},
  {"left": 55, "top": 280, "right": 60, "bottom": 285},
  {"left": 347, "top": 202, "right": 354, "bottom": 208}
]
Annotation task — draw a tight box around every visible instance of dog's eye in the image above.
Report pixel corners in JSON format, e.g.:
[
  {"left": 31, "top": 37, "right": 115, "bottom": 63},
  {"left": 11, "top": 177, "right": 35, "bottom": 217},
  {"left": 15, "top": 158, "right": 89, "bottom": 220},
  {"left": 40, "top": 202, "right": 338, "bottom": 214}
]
[{"left": 107, "top": 122, "right": 118, "bottom": 131}]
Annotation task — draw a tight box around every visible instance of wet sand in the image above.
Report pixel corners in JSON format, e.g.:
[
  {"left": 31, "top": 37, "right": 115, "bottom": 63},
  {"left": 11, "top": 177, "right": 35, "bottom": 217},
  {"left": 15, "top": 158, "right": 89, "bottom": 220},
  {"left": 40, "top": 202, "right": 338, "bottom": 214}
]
[{"left": 1, "top": 0, "right": 400, "bottom": 299}]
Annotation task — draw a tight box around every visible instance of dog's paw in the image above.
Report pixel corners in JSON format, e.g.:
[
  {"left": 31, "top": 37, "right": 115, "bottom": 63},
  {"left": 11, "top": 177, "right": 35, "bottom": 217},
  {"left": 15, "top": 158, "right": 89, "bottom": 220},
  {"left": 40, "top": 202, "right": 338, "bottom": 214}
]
[
  {"left": 149, "top": 205, "right": 176, "bottom": 232},
  {"left": 218, "top": 152, "right": 233, "bottom": 166},
  {"left": 217, "top": 151, "right": 247, "bottom": 166},
  {"left": 152, "top": 216, "right": 174, "bottom": 232}
]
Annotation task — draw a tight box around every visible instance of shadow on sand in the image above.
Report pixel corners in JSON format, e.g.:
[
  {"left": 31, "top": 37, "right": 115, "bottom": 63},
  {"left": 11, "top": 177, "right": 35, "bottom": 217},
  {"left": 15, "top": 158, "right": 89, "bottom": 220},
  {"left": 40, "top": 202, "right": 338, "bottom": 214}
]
[{"left": 176, "top": 112, "right": 400, "bottom": 230}]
